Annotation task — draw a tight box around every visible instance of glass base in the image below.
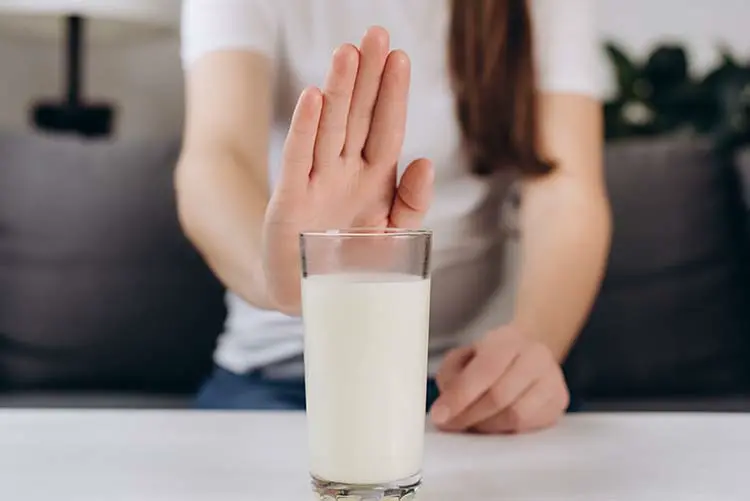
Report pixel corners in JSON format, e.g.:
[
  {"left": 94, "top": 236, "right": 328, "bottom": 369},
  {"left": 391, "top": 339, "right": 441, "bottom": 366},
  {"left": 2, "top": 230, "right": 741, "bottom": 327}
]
[{"left": 311, "top": 473, "right": 421, "bottom": 500}]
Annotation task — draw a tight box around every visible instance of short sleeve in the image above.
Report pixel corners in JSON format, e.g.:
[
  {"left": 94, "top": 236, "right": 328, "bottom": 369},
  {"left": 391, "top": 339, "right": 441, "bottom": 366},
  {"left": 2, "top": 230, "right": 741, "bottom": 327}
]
[
  {"left": 181, "top": 0, "right": 280, "bottom": 67},
  {"left": 531, "top": 0, "right": 605, "bottom": 99}
]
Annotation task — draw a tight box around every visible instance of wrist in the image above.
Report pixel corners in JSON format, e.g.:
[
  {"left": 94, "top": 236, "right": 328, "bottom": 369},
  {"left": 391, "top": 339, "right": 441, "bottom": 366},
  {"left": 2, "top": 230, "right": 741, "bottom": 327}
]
[
  {"left": 264, "top": 273, "right": 302, "bottom": 317},
  {"left": 506, "top": 318, "right": 570, "bottom": 363}
]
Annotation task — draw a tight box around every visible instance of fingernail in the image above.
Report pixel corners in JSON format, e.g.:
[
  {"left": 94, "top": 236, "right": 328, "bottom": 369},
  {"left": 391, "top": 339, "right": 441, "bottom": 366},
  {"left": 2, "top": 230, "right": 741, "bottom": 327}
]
[{"left": 430, "top": 403, "right": 450, "bottom": 425}]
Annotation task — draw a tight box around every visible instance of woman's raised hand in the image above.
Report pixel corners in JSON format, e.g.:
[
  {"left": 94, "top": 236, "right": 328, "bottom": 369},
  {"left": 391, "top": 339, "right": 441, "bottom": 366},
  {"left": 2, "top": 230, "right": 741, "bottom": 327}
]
[{"left": 263, "top": 27, "right": 434, "bottom": 312}]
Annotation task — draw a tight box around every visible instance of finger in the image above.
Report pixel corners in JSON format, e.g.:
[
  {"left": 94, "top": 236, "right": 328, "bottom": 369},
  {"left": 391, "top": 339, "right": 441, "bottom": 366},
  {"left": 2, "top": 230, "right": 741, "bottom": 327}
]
[
  {"left": 473, "top": 381, "right": 558, "bottom": 435},
  {"left": 434, "top": 345, "right": 474, "bottom": 393},
  {"left": 343, "top": 26, "right": 390, "bottom": 157},
  {"left": 314, "top": 44, "right": 359, "bottom": 171},
  {"left": 281, "top": 86, "right": 323, "bottom": 184},
  {"left": 390, "top": 158, "right": 434, "bottom": 229},
  {"left": 440, "top": 347, "right": 544, "bottom": 432},
  {"left": 363, "top": 50, "right": 410, "bottom": 167},
  {"left": 430, "top": 340, "right": 520, "bottom": 426}
]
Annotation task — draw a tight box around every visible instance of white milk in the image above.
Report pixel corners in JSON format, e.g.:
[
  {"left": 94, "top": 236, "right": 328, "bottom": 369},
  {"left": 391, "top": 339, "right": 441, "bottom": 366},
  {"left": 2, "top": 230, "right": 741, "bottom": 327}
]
[{"left": 302, "top": 272, "right": 431, "bottom": 485}]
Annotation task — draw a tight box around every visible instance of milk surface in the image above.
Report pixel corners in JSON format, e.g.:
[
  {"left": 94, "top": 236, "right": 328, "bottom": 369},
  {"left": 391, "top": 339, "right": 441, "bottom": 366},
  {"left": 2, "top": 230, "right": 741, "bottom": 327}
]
[{"left": 302, "top": 272, "right": 431, "bottom": 485}]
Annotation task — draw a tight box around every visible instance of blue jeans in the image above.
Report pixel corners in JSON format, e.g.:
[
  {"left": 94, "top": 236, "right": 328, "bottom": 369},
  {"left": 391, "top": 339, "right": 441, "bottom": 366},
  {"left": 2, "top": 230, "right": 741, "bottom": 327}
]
[
  {"left": 195, "top": 366, "right": 441, "bottom": 411},
  {"left": 195, "top": 366, "right": 581, "bottom": 412}
]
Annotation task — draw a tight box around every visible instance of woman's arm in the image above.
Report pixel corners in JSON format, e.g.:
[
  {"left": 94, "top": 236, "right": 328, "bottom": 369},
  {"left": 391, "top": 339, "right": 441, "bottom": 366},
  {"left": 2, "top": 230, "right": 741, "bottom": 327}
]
[
  {"left": 513, "top": 93, "right": 611, "bottom": 360},
  {"left": 177, "top": 24, "right": 431, "bottom": 315},
  {"left": 429, "top": 0, "right": 606, "bottom": 434},
  {"left": 429, "top": 95, "right": 608, "bottom": 433},
  {"left": 176, "top": 51, "right": 277, "bottom": 310}
]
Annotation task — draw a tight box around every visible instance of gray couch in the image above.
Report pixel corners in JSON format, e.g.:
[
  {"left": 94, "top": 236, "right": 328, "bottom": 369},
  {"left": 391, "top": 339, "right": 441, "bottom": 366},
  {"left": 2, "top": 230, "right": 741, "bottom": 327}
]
[
  {"left": 565, "top": 137, "right": 750, "bottom": 410},
  {"left": 1, "top": 132, "right": 749, "bottom": 410},
  {"left": 0, "top": 132, "right": 226, "bottom": 407}
]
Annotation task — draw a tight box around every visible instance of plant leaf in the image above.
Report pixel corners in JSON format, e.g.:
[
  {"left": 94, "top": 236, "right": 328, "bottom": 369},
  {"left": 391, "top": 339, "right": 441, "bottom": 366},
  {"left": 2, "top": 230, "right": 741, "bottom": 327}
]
[
  {"left": 717, "top": 43, "right": 737, "bottom": 66},
  {"left": 604, "top": 42, "right": 639, "bottom": 98}
]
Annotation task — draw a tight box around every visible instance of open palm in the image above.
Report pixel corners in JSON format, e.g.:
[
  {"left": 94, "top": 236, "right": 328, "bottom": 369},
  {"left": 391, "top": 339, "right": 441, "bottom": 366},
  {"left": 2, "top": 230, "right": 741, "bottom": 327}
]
[{"left": 263, "top": 27, "right": 434, "bottom": 312}]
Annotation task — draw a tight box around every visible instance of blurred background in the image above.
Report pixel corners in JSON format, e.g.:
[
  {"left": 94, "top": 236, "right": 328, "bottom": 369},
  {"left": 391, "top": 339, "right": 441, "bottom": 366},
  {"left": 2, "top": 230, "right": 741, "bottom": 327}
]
[
  {"left": 2, "top": 0, "right": 750, "bottom": 137},
  {"left": 0, "top": 1, "right": 749, "bottom": 409}
]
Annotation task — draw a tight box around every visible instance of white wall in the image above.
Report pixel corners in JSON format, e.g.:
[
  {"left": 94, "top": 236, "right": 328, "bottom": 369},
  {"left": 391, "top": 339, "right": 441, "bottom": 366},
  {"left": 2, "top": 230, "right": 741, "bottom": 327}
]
[
  {"left": 599, "top": 0, "right": 750, "bottom": 73},
  {"left": 0, "top": 34, "right": 183, "bottom": 140},
  {"left": 0, "top": 1, "right": 749, "bottom": 139}
]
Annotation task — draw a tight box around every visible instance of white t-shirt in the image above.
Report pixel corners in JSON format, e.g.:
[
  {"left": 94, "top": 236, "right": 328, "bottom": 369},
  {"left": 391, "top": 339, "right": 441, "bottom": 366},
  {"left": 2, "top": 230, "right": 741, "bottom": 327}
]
[{"left": 181, "top": 0, "right": 602, "bottom": 377}]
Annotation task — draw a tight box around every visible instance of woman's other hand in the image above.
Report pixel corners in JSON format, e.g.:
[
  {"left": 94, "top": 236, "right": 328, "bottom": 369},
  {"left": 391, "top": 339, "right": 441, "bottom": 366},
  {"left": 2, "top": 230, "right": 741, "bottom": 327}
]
[
  {"left": 263, "top": 27, "right": 434, "bottom": 312},
  {"left": 430, "top": 325, "right": 570, "bottom": 434}
]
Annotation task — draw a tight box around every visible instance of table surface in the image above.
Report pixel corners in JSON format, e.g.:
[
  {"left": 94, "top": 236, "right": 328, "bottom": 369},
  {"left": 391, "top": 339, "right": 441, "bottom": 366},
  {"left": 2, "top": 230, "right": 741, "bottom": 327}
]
[{"left": 1, "top": 411, "right": 748, "bottom": 501}]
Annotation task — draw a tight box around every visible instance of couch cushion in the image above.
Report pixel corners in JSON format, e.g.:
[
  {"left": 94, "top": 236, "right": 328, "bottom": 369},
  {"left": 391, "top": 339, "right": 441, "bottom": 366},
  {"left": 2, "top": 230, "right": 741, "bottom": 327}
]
[
  {"left": 0, "top": 132, "right": 226, "bottom": 393},
  {"left": 564, "top": 136, "right": 750, "bottom": 399}
]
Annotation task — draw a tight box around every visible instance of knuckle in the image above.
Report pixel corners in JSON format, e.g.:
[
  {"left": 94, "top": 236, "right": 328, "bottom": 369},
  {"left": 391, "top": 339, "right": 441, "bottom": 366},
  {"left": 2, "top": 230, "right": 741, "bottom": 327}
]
[
  {"left": 438, "top": 385, "right": 461, "bottom": 407},
  {"left": 320, "top": 119, "right": 347, "bottom": 136},
  {"left": 352, "top": 103, "right": 376, "bottom": 123},
  {"left": 561, "top": 392, "right": 571, "bottom": 411},
  {"left": 527, "top": 342, "right": 550, "bottom": 360},
  {"left": 325, "top": 83, "right": 351, "bottom": 101},
  {"left": 485, "top": 330, "right": 516, "bottom": 352},
  {"left": 396, "top": 180, "right": 420, "bottom": 209},
  {"left": 451, "top": 388, "right": 471, "bottom": 411},
  {"left": 290, "top": 121, "right": 316, "bottom": 139},
  {"left": 489, "top": 384, "right": 511, "bottom": 409},
  {"left": 508, "top": 404, "right": 530, "bottom": 429},
  {"left": 559, "top": 382, "right": 571, "bottom": 409}
]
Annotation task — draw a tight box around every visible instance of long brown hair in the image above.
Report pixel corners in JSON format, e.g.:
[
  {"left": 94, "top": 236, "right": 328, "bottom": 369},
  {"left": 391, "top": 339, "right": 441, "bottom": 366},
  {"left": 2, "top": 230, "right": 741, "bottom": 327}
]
[{"left": 449, "top": 0, "right": 553, "bottom": 176}]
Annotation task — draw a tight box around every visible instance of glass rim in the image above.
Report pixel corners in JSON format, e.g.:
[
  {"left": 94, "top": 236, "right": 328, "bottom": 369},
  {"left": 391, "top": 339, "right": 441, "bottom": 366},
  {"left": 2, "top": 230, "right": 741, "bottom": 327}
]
[{"left": 300, "top": 228, "right": 432, "bottom": 238}]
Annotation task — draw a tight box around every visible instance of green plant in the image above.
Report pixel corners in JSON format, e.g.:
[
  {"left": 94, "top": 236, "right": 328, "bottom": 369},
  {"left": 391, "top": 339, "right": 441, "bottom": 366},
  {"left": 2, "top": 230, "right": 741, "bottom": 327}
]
[{"left": 604, "top": 42, "right": 750, "bottom": 155}]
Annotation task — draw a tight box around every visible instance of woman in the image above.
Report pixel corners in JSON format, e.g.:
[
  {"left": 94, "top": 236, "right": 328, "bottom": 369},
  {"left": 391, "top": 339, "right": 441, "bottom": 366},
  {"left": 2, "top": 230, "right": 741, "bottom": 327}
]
[{"left": 177, "top": 0, "right": 611, "bottom": 434}]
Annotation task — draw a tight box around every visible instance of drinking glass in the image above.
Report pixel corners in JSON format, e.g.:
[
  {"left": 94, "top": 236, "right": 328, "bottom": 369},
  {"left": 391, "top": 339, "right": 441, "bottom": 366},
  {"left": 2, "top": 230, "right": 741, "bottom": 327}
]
[{"left": 300, "top": 228, "right": 432, "bottom": 500}]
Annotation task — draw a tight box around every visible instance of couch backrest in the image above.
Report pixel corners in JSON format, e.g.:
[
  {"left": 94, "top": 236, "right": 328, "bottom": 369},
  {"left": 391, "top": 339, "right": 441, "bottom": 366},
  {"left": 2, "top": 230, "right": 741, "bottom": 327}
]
[
  {"left": 0, "top": 132, "right": 226, "bottom": 393},
  {"left": 565, "top": 136, "right": 750, "bottom": 399}
]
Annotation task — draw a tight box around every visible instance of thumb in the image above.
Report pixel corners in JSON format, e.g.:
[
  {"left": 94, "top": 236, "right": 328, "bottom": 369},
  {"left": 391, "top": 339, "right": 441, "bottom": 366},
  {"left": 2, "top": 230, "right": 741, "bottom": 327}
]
[{"left": 389, "top": 158, "right": 434, "bottom": 229}]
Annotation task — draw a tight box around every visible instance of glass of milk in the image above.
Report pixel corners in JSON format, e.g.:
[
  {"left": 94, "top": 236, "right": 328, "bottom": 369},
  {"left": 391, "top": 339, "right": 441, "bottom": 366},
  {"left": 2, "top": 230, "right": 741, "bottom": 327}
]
[{"left": 300, "top": 228, "right": 432, "bottom": 500}]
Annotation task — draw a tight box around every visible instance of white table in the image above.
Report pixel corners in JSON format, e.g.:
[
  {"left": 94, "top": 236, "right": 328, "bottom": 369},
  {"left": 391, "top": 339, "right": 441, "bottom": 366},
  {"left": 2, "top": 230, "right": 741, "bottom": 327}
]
[{"left": 0, "top": 411, "right": 748, "bottom": 501}]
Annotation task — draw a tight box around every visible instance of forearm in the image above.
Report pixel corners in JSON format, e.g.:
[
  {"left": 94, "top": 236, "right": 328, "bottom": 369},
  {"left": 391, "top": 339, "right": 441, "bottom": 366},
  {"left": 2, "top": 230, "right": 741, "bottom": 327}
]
[
  {"left": 176, "top": 149, "right": 280, "bottom": 312},
  {"left": 513, "top": 179, "right": 612, "bottom": 361}
]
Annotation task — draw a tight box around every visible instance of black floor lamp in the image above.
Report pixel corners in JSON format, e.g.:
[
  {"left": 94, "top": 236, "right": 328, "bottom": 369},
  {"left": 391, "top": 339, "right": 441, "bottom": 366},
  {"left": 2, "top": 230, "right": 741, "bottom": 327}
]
[
  {"left": 0, "top": 1, "right": 179, "bottom": 138},
  {"left": 33, "top": 15, "right": 114, "bottom": 138}
]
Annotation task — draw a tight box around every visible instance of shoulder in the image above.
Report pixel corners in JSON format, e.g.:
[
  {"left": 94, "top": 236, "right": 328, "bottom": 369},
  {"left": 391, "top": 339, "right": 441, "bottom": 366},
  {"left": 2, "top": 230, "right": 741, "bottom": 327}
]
[
  {"left": 181, "top": 0, "right": 292, "bottom": 67},
  {"left": 180, "top": 0, "right": 349, "bottom": 67},
  {"left": 529, "top": 0, "right": 604, "bottom": 99}
]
